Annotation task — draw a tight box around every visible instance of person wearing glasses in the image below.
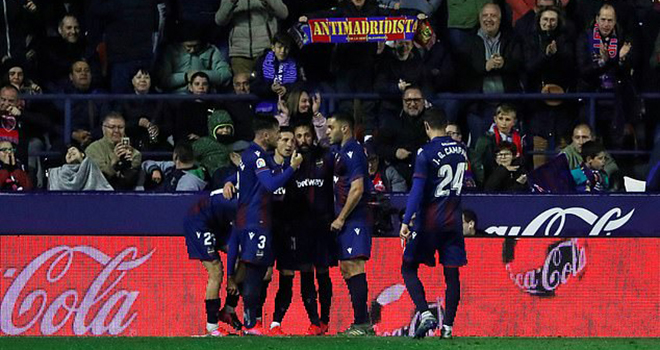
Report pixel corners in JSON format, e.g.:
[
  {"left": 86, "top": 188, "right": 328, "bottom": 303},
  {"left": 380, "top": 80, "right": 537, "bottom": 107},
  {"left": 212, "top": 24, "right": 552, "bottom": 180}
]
[
  {"left": 484, "top": 141, "right": 528, "bottom": 192},
  {"left": 0, "top": 140, "right": 31, "bottom": 191},
  {"left": 85, "top": 112, "right": 142, "bottom": 190},
  {"left": 374, "top": 86, "right": 429, "bottom": 187}
]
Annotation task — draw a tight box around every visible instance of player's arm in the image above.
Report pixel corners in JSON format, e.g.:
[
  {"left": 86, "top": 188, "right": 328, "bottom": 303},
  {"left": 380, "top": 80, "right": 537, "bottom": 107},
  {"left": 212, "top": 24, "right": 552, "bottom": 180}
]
[
  {"left": 255, "top": 150, "right": 302, "bottom": 191},
  {"left": 331, "top": 177, "right": 364, "bottom": 230},
  {"left": 400, "top": 151, "right": 428, "bottom": 241}
]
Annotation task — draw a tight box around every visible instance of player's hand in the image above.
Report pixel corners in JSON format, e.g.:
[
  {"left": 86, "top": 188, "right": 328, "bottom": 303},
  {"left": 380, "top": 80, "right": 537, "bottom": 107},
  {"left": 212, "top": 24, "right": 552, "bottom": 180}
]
[
  {"left": 330, "top": 217, "right": 345, "bottom": 232},
  {"left": 399, "top": 223, "right": 410, "bottom": 247},
  {"left": 227, "top": 277, "right": 239, "bottom": 295},
  {"left": 223, "top": 181, "right": 236, "bottom": 200},
  {"left": 151, "top": 169, "right": 163, "bottom": 184},
  {"left": 290, "top": 149, "right": 303, "bottom": 169}
]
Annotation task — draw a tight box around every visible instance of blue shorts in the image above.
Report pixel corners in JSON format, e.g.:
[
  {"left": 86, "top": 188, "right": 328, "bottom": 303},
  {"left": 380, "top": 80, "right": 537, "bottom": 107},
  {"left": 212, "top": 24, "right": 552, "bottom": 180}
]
[
  {"left": 336, "top": 223, "right": 371, "bottom": 261},
  {"left": 402, "top": 229, "right": 467, "bottom": 267},
  {"left": 184, "top": 219, "right": 229, "bottom": 261},
  {"left": 238, "top": 227, "right": 274, "bottom": 266}
]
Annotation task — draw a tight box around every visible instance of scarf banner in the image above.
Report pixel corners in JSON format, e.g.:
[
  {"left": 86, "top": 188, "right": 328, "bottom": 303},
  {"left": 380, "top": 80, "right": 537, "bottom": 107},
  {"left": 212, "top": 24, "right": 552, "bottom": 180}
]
[{"left": 292, "top": 16, "right": 419, "bottom": 46}]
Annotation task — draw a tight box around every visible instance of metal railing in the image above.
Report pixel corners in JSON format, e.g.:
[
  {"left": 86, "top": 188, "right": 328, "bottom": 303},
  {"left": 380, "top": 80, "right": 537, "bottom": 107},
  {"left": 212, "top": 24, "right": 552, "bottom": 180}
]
[{"left": 21, "top": 91, "right": 660, "bottom": 156}]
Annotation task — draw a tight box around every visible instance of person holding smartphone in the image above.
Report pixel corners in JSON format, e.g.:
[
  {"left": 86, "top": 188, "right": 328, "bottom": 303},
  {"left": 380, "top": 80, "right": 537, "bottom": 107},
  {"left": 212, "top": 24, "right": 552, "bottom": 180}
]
[{"left": 86, "top": 111, "right": 142, "bottom": 190}]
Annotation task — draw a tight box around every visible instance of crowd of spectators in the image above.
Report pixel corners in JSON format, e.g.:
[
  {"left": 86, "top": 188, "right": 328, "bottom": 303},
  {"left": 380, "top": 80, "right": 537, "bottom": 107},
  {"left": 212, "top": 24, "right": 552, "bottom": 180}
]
[{"left": 1, "top": 0, "right": 660, "bottom": 193}]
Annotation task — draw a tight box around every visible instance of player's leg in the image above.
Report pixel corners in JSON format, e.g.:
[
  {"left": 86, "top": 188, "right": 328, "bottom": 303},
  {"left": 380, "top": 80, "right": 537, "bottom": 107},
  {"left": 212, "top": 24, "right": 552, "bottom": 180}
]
[
  {"left": 270, "top": 268, "right": 294, "bottom": 334},
  {"left": 315, "top": 266, "right": 332, "bottom": 333},
  {"left": 442, "top": 266, "right": 461, "bottom": 339},
  {"left": 339, "top": 259, "right": 372, "bottom": 334},
  {"left": 256, "top": 267, "right": 273, "bottom": 330},
  {"left": 242, "top": 262, "right": 268, "bottom": 333},
  {"left": 299, "top": 265, "right": 322, "bottom": 334},
  {"left": 201, "top": 259, "right": 227, "bottom": 335},
  {"left": 401, "top": 259, "right": 438, "bottom": 338}
]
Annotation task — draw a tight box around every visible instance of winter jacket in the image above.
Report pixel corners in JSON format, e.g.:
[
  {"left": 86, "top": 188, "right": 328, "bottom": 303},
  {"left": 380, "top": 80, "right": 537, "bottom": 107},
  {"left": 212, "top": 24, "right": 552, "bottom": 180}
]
[
  {"left": 141, "top": 160, "right": 207, "bottom": 191},
  {"left": 0, "top": 161, "right": 31, "bottom": 191},
  {"left": 159, "top": 43, "right": 231, "bottom": 93},
  {"left": 85, "top": 137, "right": 142, "bottom": 190},
  {"left": 215, "top": 0, "right": 289, "bottom": 59},
  {"left": 192, "top": 109, "right": 234, "bottom": 177}
]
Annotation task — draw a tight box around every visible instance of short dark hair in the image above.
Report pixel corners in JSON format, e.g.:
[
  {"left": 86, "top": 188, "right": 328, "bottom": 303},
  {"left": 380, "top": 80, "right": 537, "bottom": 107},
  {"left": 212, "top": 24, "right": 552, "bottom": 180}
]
[
  {"left": 581, "top": 141, "right": 605, "bottom": 160},
  {"left": 272, "top": 32, "right": 294, "bottom": 49},
  {"left": 279, "top": 125, "right": 294, "bottom": 135},
  {"left": 253, "top": 115, "right": 280, "bottom": 133},
  {"left": 495, "top": 103, "right": 517, "bottom": 118},
  {"left": 103, "top": 111, "right": 125, "bottom": 124},
  {"left": 496, "top": 141, "right": 516, "bottom": 154},
  {"left": 189, "top": 71, "right": 210, "bottom": 83},
  {"left": 329, "top": 113, "right": 354, "bottom": 131},
  {"left": 463, "top": 209, "right": 478, "bottom": 227},
  {"left": 292, "top": 122, "right": 317, "bottom": 141},
  {"left": 403, "top": 84, "right": 423, "bottom": 97},
  {"left": 422, "top": 108, "right": 447, "bottom": 130},
  {"left": 174, "top": 142, "right": 194, "bottom": 163}
]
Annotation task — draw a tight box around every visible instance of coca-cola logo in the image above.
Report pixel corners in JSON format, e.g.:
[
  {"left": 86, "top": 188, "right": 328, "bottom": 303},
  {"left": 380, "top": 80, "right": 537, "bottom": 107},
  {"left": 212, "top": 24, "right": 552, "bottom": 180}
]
[
  {"left": 505, "top": 239, "right": 586, "bottom": 296},
  {"left": 1, "top": 245, "right": 154, "bottom": 335},
  {"left": 485, "top": 207, "right": 635, "bottom": 237}
]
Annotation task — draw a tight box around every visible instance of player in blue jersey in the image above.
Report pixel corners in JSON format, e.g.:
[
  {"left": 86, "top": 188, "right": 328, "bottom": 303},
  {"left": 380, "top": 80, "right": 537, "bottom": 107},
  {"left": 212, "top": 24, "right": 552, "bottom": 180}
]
[
  {"left": 269, "top": 123, "right": 336, "bottom": 336},
  {"left": 326, "top": 113, "right": 374, "bottom": 336},
  {"left": 183, "top": 192, "right": 237, "bottom": 336},
  {"left": 235, "top": 115, "right": 303, "bottom": 335},
  {"left": 399, "top": 108, "right": 468, "bottom": 339}
]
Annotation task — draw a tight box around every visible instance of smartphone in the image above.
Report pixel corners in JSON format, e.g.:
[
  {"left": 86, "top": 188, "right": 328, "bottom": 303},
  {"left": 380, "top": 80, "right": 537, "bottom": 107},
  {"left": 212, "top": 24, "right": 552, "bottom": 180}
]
[{"left": 121, "top": 137, "right": 130, "bottom": 147}]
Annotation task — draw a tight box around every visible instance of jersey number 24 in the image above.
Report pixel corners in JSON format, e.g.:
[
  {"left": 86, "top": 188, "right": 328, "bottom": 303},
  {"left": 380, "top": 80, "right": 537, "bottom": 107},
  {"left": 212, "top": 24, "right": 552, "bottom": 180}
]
[{"left": 434, "top": 162, "right": 467, "bottom": 197}]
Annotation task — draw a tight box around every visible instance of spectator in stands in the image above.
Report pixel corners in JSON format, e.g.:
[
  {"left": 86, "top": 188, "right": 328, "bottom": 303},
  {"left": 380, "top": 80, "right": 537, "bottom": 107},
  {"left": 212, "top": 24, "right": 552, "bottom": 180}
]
[
  {"left": 215, "top": 0, "right": 289, "bottom": 75},
  {"left": 38, "top": 14, "right": 94, "bottom": 92},
  {"left": 58, "top": 60, "right": 109, "bottom": 147},
  {"left": 570, "top": 0, "right": 636, "bottom": 37},
  {"left": 142, "top": 142, "right": 208, "bottom": 192},
  {"left": 445, "top": 0, "right": 493, "bottom": 55},
  {"left": 252, "top": 32, "right": 305, "bottom": 101},
  {"left": 576, "top": 3, "right": 633, "bottom": 149},
  {"left": 192, "top": 109, "right": 235, "bottom": 184},
  {"left": 446, "top": 123, "right": 463, "bottom": 143},
  {"left": 377, "top": 0, "right": 441, "bottom": 16},
  {"left": 220, "top": 73, "right": 255, "bottom": 142},
  {"left": 0, "top": 85, "right": 25, "bottom": 163},
  {"left": 414, "top": 21, "right": 459, "bottom": 122},
  {"left": 0, "top": 0, "right": 39, "bottom": 69},
  {"left": 116, "top": 67, "right": 168, "bottom": 151},
  {"left": 472, "top": 103, "right": 523, "bottom": 187},
  {"left": 522, "top": 6, "right": 576, "bottom": 168},
  {"left": 462, "top": 209, "right": 486, "bottom": 236},
  {"left": 561, "top": 123, "right": 620, "bottom": 187},
  {"left": 3, "top": 60, "right": 41, "bottom": 95},
  {"left": 87, "top": 0, "right": 160, "bottom": 93},
  {"left": 571, "top": 140, "right": 609, "bottom": 192},
  {"left": 374, "top": 87, "right": 430, "bottom": 186},
  {"left": 460, "top": 2, "right": 523, "bottom": 146},
  {"left": 166, "top": 72, "right": 215, "bottom": 145},
  {"left": 375, "top": 40, "right": 425, "bottom": 113},
  {"left": 158, "top": 23, "right": 231, "bottom": 94},
  {"left": 0, "top": 140, "right": 31, "bottom": 191},
  {"left": 514, "top": 0, "right": 565, "bottom": 39},
  {"left": 484, "top": 141, "right": 528, "bottom": 192},
  {"left": 47, "top": 144, "right": 113, "bottom": 191},
  {"left": 365, "top": 142, "right": 407, "bottom": 193},
  {"left": 276, "top": 88, "right": 327, "bottom": 145},
  {"left": 86, "top": 112, "right": 142, "bottom": 190},
  {"left": 300, "top": 0, "right": 386, "bottom": 140}
]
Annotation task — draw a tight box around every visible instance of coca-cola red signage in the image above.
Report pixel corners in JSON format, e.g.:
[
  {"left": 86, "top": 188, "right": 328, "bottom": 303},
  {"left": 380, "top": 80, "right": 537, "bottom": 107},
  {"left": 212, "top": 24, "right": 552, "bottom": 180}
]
[{"left": 1, "top": 236, "right": 658, "bottom": 337}]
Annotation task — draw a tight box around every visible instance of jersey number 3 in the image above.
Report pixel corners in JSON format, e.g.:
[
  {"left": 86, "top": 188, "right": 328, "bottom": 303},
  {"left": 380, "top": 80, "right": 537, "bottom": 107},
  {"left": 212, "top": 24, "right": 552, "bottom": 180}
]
[{"left": 434, "top": 162, "right": 467, "bottom": 197}]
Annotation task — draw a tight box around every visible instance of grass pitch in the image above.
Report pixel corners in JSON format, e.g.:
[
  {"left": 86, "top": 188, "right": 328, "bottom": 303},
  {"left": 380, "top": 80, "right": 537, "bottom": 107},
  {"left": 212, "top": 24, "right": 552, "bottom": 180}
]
[{"left": 1, "top": 337, "right": 658, "bottom": 350}]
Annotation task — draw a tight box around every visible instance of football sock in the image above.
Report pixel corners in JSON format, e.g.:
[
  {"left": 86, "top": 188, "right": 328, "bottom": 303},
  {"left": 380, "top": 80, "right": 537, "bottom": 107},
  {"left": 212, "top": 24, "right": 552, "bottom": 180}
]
[
  {"left": 242, "top": 264, "right": 267, "bottom": 329},
  {"left": 225, "top": 293, "right": 239, "bottom": 310},
  {"left": 346, "top": 273, "right": 369, "bottom": 325},
  {"left": 316, "top": 270, "right": 332, "bottom": 324},
  {"left": 273, "top": 274, "right": 294, "bottom": 323},
  {"left": 443, "top": 267, "right": 461, "bottom": 327},
  {"left": 205, "top": 298, "right": 221, "bottom": 324},
  {"left": 257, "top": 278, "right": 271, "bottom": 321},
  {"left": 401, "top": 261, "right": 429, "bottom": 313},
  {"left": 301, "top": 271, "right": 320, "bottom": 326}
]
